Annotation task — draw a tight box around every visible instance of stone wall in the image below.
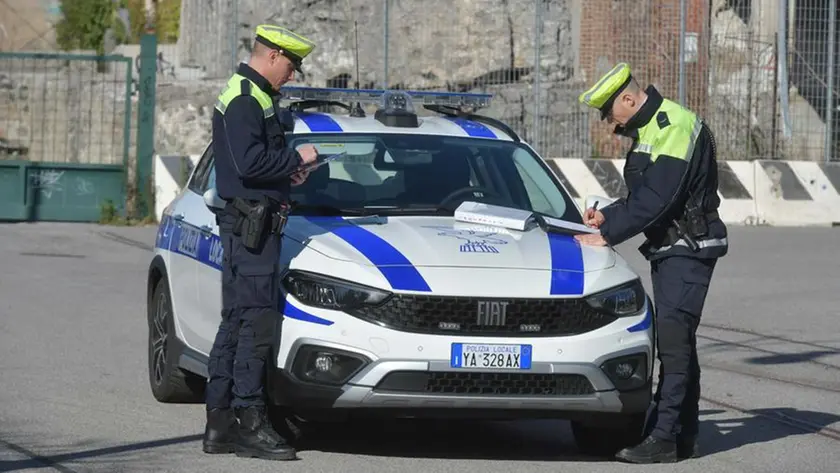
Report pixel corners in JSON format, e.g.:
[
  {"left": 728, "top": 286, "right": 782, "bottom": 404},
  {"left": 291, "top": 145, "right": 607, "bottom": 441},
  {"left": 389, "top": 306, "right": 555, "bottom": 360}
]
[
  {"left": 161, "top": 0, "right": 584, "bottom": 157},
  {"left": 154, "top": 80, "right": 224, "bottom": 156},
  {"left": 0, "top": 60, "right": 131, "bottom": 165},
  {"left": 153, "top": 0, "right": 840, "bottom": 161},
  {"left": 3, "top": 0, "right": 825, "bottom": 166}
]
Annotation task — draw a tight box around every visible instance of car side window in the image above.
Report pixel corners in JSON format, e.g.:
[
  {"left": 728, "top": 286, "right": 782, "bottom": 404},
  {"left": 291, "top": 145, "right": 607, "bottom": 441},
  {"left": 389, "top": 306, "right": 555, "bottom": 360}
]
[
  {"left": 206, "top": 163, "right": 216, "bottom": 190},
  {"left": 187, "top": 143, "right": 214, "bottom": 194}
]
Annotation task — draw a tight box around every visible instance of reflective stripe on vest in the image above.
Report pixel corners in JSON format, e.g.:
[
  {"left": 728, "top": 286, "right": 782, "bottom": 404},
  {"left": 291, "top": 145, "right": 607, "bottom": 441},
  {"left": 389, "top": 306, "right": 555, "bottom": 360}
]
[
  {"left": 214, "top": 73, "right": 275, "bottom": 119},
  {"left": 649, "top": 236, "right": 728, "bottom": 254},
  {"left": 633, "top": 143, "right": 653, "bottom": 154}
]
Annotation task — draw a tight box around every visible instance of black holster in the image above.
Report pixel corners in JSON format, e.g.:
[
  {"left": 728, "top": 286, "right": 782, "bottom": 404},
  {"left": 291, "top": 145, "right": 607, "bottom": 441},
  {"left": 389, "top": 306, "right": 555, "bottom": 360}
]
[
  {"left": 228, "top": 197, "right": 290, "bottom": 251},
  {"left": 662, "top": 208, "right": 718, "bottom": 253},
  {"left": 668, "top": 219, "right": 700, "bottom": 252}
]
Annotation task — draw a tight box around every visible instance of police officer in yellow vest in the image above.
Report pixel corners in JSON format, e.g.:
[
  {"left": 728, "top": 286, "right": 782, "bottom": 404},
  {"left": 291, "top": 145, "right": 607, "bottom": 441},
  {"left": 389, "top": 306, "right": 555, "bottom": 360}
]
[
  {"left": 575, "top": 63, "right": 727, "bottom": 463},
  {"left": 202, "top": 24, "right": 318, "bottom": 461}
]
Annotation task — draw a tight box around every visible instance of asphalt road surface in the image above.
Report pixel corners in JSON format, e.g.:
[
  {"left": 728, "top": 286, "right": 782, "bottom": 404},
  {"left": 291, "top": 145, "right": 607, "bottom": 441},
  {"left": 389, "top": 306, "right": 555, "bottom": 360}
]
[{"left": 1, "top": 222, "right": 839, "bottom": 473}]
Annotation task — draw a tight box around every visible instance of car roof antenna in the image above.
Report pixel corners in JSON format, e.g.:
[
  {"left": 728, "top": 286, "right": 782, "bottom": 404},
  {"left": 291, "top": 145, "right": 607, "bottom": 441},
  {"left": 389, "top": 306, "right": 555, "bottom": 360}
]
[{"left": 349, "top": 20, "right": 366, "bottom": 118}]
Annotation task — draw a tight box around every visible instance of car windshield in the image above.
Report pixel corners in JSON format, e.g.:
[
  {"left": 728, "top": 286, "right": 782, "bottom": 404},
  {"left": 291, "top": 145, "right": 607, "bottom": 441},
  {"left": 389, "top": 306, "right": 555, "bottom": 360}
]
[{"left": 283, "top": 133, "right": 581, "bottom": 223}]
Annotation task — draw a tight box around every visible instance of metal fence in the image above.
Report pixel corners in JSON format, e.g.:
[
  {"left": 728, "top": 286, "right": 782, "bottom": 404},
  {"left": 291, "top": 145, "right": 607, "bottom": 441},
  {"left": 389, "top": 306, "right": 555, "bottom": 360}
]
[
  {"left": 0, "top": 52, "right": 134, "bottom": 166},
  {"left": 2, "top": 1, "right": 835, "bottom": 162},
  {"left": 170, "top": 0, "right": 838, "bottom": 162}
]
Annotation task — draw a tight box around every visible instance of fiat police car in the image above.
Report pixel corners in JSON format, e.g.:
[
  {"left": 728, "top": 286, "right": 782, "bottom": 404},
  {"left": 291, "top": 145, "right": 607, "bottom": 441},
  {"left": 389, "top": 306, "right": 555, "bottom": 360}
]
[{"left": 146, "top": 87, "right": 655, "bottom": 456}]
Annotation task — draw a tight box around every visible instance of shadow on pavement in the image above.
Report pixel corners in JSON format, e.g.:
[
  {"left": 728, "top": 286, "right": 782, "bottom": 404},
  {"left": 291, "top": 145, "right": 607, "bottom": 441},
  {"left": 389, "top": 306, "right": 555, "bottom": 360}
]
[
  {"left": 0, "top": 434, "right": 202, "bottom": 472},
  {"left": 698, "top": 407, "right": 840, "bottom": 456},
  {"left": 292, "top": 407, "right": 840, "bottom": 461},
  {"left": 746, "top": 350, "right": 840, "bottom": 366},
  {"left": 292, "top": 418, "right": 605, "bottom": 462}
]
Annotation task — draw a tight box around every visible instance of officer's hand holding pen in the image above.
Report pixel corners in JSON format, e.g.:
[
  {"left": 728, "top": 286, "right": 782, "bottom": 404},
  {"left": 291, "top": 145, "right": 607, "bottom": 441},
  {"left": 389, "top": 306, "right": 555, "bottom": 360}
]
[
  {"left": 290, "top": 168, "right": 309, "bottom": 186},
  {"left": 573, "top": 201, "right": 607, "bottom": 246},
  {"left": 584, "top": 201, "right": 605, "bottom": 228}
]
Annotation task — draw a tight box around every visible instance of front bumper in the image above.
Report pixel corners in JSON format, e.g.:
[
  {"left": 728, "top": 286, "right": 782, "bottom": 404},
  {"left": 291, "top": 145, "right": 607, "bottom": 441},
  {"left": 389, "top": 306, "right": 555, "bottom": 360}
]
[{"left": 268, "top": 337, "right": 652, "bottom": 420}]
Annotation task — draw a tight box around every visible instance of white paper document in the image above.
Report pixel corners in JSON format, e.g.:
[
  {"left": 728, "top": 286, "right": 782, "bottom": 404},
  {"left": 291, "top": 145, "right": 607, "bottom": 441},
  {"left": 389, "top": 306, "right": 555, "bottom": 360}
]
[
  {"left": 454, "top": 201, "right": 600, "bottom": 234},
  {"left": 539, "top": 215, "right": 601, "bottom": 234}
]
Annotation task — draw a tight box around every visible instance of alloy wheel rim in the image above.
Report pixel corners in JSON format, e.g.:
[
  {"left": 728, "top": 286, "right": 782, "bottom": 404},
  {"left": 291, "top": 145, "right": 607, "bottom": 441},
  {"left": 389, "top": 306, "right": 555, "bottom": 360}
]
[{"left": 152, "top": 292, "right": 169, "bottom": 385}]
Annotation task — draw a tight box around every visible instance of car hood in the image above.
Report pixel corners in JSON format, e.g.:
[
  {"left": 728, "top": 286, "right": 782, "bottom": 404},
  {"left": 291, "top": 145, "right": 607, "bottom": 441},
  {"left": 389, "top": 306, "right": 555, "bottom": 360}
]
[{"left": 283, "top": 215, "right": 615, "bottom": 273}]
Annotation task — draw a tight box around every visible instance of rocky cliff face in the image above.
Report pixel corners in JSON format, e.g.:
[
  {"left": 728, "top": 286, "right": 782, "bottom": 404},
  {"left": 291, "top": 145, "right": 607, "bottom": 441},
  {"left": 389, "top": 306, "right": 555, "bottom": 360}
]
[
  {"left": 160, "top": 0, "right": 587, "bottom": 157},
  {"left": 154, "top": 80, "right": 223, "bottom": 157},
  {"left": 231, "top": 0, "right": 574, "bottom": 89}
]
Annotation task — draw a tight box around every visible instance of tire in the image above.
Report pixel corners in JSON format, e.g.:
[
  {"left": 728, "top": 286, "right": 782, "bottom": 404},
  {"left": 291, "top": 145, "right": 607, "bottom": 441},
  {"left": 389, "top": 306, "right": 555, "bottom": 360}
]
[
  {"left": 571, "top": 413, "right": 646, "bottom": 457},
  {"left": 148, "top": 276, "right": 206, "bottom": 403},
  {"left": 267, "top": 404, "right": 307, "bottom": 443}
]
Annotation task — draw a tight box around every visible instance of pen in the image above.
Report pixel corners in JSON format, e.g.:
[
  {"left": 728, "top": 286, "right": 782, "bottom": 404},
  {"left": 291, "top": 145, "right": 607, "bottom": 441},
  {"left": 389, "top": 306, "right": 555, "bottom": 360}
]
[{"left": 592, "top": 201, "right": 599, "bottom": 211}]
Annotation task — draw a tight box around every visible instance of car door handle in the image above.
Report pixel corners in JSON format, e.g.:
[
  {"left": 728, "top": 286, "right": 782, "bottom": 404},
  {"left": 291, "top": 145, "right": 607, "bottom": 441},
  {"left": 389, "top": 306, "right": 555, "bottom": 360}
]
[
  {"left": 172, "top": 213, "right": 185, "bottom": 225},
  {"left": 200, "top": 224, "right": 213, "bottom": 237}
]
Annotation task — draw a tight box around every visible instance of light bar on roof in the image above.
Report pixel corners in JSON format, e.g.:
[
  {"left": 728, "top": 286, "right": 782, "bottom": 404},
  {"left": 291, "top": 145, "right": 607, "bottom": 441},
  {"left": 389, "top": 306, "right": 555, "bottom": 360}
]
[{"left": 277, "top": 86, "right": 493, "bottom": 108}]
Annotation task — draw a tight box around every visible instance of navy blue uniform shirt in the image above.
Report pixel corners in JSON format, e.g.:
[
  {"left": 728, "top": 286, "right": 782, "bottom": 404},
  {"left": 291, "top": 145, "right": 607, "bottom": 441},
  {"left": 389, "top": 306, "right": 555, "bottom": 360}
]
[{"left": 212, "top": 63, "right": 303, "bottom": 203}]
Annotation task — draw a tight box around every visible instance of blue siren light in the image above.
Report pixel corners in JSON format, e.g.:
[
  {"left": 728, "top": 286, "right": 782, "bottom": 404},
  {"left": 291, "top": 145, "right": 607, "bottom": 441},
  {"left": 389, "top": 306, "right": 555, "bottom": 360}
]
[{"left": 277, "top": 86, "right": 493, "bottom": 110}]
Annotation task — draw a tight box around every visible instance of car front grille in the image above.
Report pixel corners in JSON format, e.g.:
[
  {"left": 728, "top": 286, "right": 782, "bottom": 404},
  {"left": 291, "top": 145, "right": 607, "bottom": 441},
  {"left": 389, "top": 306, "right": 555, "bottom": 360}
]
[
  {"left": 347, "top": 295, "right": 615, "bottom": 336},
  {"left": 375, "top": 371, "right": 596, "bottom": 396}
]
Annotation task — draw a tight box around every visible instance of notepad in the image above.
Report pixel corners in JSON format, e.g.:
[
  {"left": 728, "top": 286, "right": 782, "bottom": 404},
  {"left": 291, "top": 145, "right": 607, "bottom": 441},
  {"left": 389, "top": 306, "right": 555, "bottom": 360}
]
[
  {"left": 539, "top": 215, "right": 601, "bottom": 234},
  {"left": 299, "top": 151, "right": 347, "bottom": 172}
]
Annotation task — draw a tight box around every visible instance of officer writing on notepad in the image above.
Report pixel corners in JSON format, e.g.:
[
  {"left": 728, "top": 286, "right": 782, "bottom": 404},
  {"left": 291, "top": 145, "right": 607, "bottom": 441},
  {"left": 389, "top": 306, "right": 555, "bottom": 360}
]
[
  {"left": 202, "top": 24, "right": 319, "bottom": 461},
  {"left": 575, "top": 63, "right": 728, "bottom": 463}
]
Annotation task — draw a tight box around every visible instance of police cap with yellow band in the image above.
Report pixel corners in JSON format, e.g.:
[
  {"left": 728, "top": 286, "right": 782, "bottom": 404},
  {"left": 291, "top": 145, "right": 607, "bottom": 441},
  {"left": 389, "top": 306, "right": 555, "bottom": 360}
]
[
  {"left": 255, "top": 24, "right": 316, "bottom": 73},
  {"left": 579, "top": 62, "right": 633, "bottom": 120}
]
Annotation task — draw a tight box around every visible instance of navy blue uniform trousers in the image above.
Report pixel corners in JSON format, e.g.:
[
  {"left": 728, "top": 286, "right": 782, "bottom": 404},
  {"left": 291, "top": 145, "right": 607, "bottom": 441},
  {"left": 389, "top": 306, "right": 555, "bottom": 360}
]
[
  {"left": 205, "top": 211, "right": 282, "bottom": 410},
  {"left": 646, "top": 255, "right": 717, "bottom": 442}
]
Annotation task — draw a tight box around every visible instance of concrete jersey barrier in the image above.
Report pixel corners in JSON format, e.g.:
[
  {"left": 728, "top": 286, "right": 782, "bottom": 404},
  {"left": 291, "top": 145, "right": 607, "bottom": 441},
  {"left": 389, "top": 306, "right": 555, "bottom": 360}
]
[
  {"left": 153, "top": 154, "right": 840, "bottom": 227},
  {"left": 154, "top": 154, "right": 201, "bottom": 220},
  {"left": 544, "top": 158, "right": 840, "bottom": 227}
]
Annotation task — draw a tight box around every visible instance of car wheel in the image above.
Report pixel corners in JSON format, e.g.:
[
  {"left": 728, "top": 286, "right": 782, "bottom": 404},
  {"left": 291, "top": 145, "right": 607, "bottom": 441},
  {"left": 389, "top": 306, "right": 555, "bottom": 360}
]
[
  {"left": 571, "top": 413, "right": 646, "bottom": 457},
  {"left": 267, "top": 404, "right": 306, "bottom": 443},
  {"left": 148, "top": 277, "right": 205, "bottom": 403}
]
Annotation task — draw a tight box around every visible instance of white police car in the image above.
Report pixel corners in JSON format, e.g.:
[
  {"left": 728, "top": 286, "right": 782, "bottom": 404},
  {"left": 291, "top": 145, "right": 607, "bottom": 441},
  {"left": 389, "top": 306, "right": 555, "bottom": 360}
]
[{"left": 146, "top": 87, "right": 655, "bottom": 456}]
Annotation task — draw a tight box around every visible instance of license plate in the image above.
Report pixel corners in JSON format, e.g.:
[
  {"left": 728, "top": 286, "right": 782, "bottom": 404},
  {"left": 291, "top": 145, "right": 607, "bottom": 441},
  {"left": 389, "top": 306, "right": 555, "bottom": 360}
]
[{"left": 450, "top": 343, "right": 532, "bottom": 370}]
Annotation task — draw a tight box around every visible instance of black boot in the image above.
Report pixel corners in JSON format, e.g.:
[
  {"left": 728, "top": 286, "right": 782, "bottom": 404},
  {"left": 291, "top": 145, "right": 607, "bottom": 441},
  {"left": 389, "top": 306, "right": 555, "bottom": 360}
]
[
  {"left": 677, "top": 434, "right": 700, "bottom": 459},
  {"left": 234, "top": 406, "right": 297, "bottom": 461},
  {"left": 203, "top": 408, "right": 238, "bottom": 454},
  {"left": 615, "top": 435, "right": 678, "bottom": 464}
]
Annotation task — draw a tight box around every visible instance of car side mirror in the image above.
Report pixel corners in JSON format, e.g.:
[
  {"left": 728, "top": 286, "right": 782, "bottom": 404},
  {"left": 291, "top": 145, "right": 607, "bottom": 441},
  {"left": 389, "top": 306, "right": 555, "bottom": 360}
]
[
  {"left": 203, "top": 187, "right": 227, "bottom": 211},
  {"left": 585, "top": 194, "right": 616, "bottom": 210}
]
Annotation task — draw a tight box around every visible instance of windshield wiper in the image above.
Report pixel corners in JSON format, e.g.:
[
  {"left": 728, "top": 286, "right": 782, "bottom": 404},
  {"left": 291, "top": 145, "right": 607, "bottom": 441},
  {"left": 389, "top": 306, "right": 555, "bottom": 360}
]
[
  {"left": 291, "top": 204, "right": 455, "bottom": 217},
  {"left": 290, "top": 204, "right": 375, "bottom": 216},
  {"left": 368, "top": 206, "right": 453, "bottom": 216}
]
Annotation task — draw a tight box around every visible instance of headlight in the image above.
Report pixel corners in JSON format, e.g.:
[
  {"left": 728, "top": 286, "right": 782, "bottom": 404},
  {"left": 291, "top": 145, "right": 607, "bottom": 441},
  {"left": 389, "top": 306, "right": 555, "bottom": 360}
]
[
  {"left": 282, "top": 270, "right": 391, "bottom": 311},
  {"left": 585, "top": 279, "right": 646, "bottom": 317}
]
